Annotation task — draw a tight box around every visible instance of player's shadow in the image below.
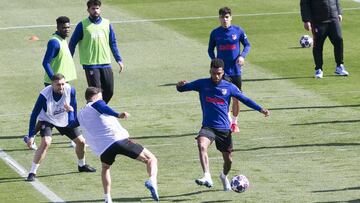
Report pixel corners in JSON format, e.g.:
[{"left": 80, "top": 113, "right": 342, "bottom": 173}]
[
  {"left": 292, "top": 119, "right": 360, "bottom": 126},
  {"left": 0, "top": 176, "right": 27, "bottom": 184},
  {"left": 266, "top": 104, "right": 360, "bottom": 111},
  {"left": 133, "top": 132, "right": 197, "bottom": 140},
  {"left": 312, "top": 186, "right": 360, "bottom": 193},
  {"left": 234, "top": 142, "right": 360, "bottom": 152},
  {"left": 66, "top": 189, "right": 222, "bottom": 202},
  {"left": 313, "top": 200, "right": 360, "bottom": 203}
]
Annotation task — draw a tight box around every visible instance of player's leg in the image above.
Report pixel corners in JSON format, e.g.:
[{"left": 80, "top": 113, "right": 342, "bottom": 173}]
[
  {"left": 26, "top": 122, "right": 53, "bottom": 181},
  {"left": 101, "top": 162, "right": 112, "bottom": 203},
  {"left": 85, "top": 68, "right": 101, "bottom": 87},
  {"left": 100, "top": 68, "right": 114, "bottom": 104},
  {"left": 230, "top": 76, "right": 242, "bottom": 132},
  {"left": 328, "top": 20, "right": 348, "bottom": 76},
  {"left": 312, "top": 23, "right": 328, "bottom": 77},
  {"left": 195, "top": 127, "right": 215, "bottom": 187},
  {"left": 214, "top": 129, "right": 233, "bottom": 191},
  {"left": 59, "top": 127, "right": 96, "bottom": 172}
]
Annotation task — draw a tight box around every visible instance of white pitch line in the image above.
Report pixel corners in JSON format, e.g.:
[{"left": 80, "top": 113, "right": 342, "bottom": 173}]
[
  {"left": 1, "top": 7, "right": 360, "bottom": 31},
  {"left": 0, "top": 149, "right": 65, "bottom": 203}
]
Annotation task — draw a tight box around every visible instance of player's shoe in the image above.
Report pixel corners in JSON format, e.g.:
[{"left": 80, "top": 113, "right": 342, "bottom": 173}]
[
  {"left": 219, "top": 173, "right": 231, "bottom": 191},
  {"left": 230, "top": 123, "right": 240, "bottom": 133},
  {"left": 315, "top": 69, "right": 323, "bottom": 78},
  {"left": 26, "top": 173, "right": 36, "bottom": 181},
  {"left": 335, "top": 64, "right": 349, "bottom": 76},
  {"left": 145, "top": 179, "right": 159, "bottom": 201},
  {"left": 195, "top": 177, "right": 213, "bottom": 188},
  {"left": 23, "top": 136, "right": 37, "bottom": 150},
  {"left": 78, "top": 164, "right": 96, "bottom": 172}
]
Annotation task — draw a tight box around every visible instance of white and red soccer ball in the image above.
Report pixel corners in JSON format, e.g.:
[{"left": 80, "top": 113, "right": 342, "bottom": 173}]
[
  {"left": 299, "top": 35, "right": 313, "bottom": 48},
  {"left": 230, "top": 174, "right": 249, "bottom": 193}
]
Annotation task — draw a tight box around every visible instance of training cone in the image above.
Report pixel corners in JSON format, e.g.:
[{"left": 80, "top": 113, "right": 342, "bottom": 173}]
[{"left": 29, "top": 35, "right": 39, "bottom": 41}]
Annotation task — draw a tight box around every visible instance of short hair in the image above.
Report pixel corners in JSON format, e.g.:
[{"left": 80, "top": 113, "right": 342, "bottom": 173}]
[
  {"left": 219, "top": 7, "right": 232, "bottom": 16},
  {"left": 87, "top": 0, "right": 101, "bottom": 8},
  {"left": 56, "top": 16, "right": 70, "bottom": 25},
  {"left": 85, "top": 87, "right": 102, "bottom": 101},
  {"left": 210, "top": 58, "right": 224, "bottom": 69},
  {"left": 51, "top": 73, "right": 65, "bottom": 81}
]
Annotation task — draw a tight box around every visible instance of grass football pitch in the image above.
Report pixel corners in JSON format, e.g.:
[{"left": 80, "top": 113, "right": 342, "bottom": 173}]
[{"left": 0, "top": 0, "right": 359, "bottom": 202}]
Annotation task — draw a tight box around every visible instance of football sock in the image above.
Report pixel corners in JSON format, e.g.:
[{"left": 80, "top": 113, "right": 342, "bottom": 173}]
[
  {"left": 104, "top": 194, "right": 112, "bottom": 203},
  {"left": 30, "top": 162, "right": 40, "bottom": 174},
  {"left": 204, "top": 172, "right": 211, "bottom": 180},
  {"left": 231, "top": 116, "right": 238, "bottom": 124},
  {"left": 78, "top": 159, "right": 85, "bottom": 167},
  {"left": 220, "top": 172, "right": 228, "bottom": 178},
  {"left": 149, "top": 176, "right": 157, "bottom": 187}
]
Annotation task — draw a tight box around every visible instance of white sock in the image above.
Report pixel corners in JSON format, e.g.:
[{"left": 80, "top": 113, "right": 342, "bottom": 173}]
[
  {"left": 204, "top": 172, "right": 211, "bottom": 180},
  {"left": 30, "top": 162, "right": 40, "bottom": 174},
  {"left": 220, "top": 172, "right": 227, "bottom": 179},
  {"left": 104, "top": 193, "right": 112, "bottom": 203},
  {"left": 78, "top": 159, "right": 85, "bottom": 167},
  {"left": 149, "top": 176, "right": 157, "bottom": 187},
  {"left": 231, "top": 115, "right": 238, "bottom": 124}
]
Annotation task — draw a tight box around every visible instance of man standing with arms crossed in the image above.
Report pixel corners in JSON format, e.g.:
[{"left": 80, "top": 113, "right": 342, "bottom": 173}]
[
  {"left": 208, "top": 7, "right": 251, "bottom": 133},
  {"left": 69, "top": 0, "right": 124, "bottom": 104}
]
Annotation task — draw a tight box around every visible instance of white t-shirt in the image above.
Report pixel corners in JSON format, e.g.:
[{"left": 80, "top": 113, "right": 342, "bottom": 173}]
[
  {"left": 38, "top": 84, "right": 71, "bottom": 127},
  {"left": 77, "top": 102, "right": 129, "bottom": 156}
]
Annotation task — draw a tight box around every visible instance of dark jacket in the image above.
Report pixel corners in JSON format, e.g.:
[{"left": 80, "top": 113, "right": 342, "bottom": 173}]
[{"left": 300, "top": 0, "right": 342, "bottom": 23}]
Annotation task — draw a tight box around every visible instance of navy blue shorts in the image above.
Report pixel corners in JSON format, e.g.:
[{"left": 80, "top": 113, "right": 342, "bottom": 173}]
[
  {"left": 197, "top": 127, "right": 233, "bottom": 153},
  {"left": 100, "top": 139, "right": 144, "bottom": 165},
  {"left": 223, "top": 75, "right": 242, "bottom": 91}
]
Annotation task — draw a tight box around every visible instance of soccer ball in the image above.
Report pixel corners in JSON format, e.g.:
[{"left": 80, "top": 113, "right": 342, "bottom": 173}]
[
  {"left": 230, "top": 174, "right": 249, "bottom": 193},
  {"left": 299, "top": 35, "right": 313, "bottom": 48}
]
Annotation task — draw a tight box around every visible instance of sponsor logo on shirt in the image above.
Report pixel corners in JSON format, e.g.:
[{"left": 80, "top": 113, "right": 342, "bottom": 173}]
[
  {"left": 206, "top": 96, "right": 225, "bottom": 104},
  {"left": 219, "top": 44, "right": 236, "bottom": 51}
]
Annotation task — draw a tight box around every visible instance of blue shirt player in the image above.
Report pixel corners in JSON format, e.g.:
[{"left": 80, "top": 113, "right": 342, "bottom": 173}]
[
  {"left": 208, "top": 7, "right": 251, "bottom": 133},
  {"left": 176, "top": 58, "right": 270, "bottom": 191}
]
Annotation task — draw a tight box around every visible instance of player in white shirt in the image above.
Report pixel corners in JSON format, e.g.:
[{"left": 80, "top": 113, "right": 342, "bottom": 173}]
[{"left": 77, "top": 87, "right": 159, "bottom": 202}]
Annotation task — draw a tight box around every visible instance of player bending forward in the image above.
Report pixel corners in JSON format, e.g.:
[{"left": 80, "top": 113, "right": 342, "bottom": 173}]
[{"left": 77, "top": 87, "right": 159, "bottom": 202}]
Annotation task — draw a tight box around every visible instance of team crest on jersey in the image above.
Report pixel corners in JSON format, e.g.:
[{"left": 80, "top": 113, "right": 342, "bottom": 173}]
[
  {"left": 232, "top": 34, "right": 237, "bottom": 40},
  {"left": 221, "top": 89, "right": 227, "bottom": 95}
]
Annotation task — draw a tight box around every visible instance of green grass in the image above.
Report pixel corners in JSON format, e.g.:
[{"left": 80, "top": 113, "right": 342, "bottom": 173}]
[{"left": 0, "top": 0, "right": 359, "bottom": 202}]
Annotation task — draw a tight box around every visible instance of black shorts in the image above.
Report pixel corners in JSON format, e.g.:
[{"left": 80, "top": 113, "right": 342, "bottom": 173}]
[
  {"left": 39, "top": 121, "right": 81, "bottom": 140},
  {"left": 197, "top": 127, "right": 233, "bottom": 153},
  {"left": 100, "top": 139, "right": 144, "bottom": 165},
  {"left": 223, "top": 75, "right": 242, "bottom": 91}
]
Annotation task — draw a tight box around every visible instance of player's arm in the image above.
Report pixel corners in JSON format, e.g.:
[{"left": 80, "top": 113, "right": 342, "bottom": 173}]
[
  {"left": 231, "top": 86, "right": 270, "bottom": 117},
  {"left": 66, "top": 87, "right": 77, "bottom": 125},
  {"left": 300, "top": 0, "right": 312, "bottom": 31},
  {"left": 208, "top": 31, "right": 216, "bottom": 59},
  {"left": 28, "top": 95, "right": 46, "bottom": 138},
  {"left": 42, "top": 39, "right": 60, "bottom": 79},
  {"left": 109, "top": 24, "right": 124, "bottom": 73},
  {"left": 68, "top": 22, "right": 83, "bottom": 56},
  {"left": 176, "top": 79, "right": 201, "bottom": 92},
  {"left": 91, "top": 100, "right": 129, "bottom": 119}
]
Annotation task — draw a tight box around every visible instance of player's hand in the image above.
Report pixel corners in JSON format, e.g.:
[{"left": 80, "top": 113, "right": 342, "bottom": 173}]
[
  {"left": 27, "top": 137, "right": 35, "bottom": 149},
  {"left": 119, "top": 112, "right": 130, "bottom": 119},
  {"left": 304, "top": 22, "right": 312, "bottom": 31},
  {"left": 118, "top": 61, "right": 124, "bottom": 74},
  {"left": 177, "top": 80, "right": 187, "bottom": 87},
  {"left": 338, "top": 15, "right": 342, "bottom": 22},
  {"left": 64, "top": 103, "right": 74, "bottom": 112},
  {"left": 261, "top": 108, "right": 270, "bottom": 117},
  {"left": 237, "top": 56, "right": 245, "bottom": 67}
]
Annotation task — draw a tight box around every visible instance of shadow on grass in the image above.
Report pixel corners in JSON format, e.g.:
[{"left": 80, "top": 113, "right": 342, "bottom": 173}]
[
  {"left": 66, "top": 189, "right": 221, "bottom": 202},
  {"left": 234, "top": 142, "right": 360, "bottom": 152},
  {"left": 133, "top": 132, "right": 197, "bottom": 140},
  {"left": 292, "top": 119, "right": 360, "bottom": 125},
  {"left": 313, "top": 199, "right": 360, "bottom": 203},
  {"left": 0, "top": 171, "right": 79, "bottom": 184},
  {"left": 312, "top": 186, "right": 360, "bottom": 193}
]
